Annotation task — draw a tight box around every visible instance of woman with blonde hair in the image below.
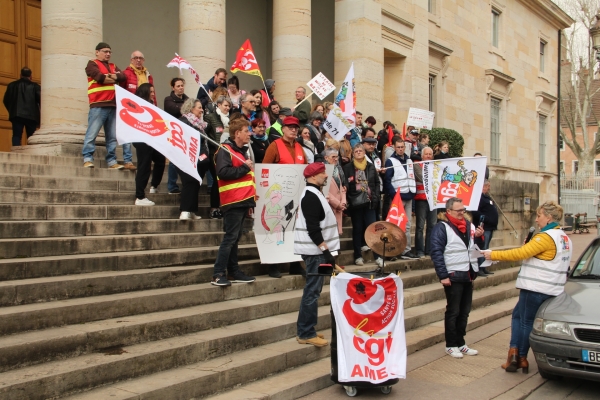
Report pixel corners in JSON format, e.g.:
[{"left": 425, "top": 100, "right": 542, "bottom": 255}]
[
  {"left": 323, "top": 101, "right": 334, "bottom": 117},
  {"left": 482, "top": 201, "right": 572, "bottom": 374},
  {"left": 338, "top": 139, "right": 353, "bottom": 166}
]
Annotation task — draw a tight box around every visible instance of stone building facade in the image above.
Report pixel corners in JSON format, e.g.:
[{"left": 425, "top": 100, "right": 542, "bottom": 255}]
[{"left": 3, "top": 0, "right": 572, "bottom": 203}]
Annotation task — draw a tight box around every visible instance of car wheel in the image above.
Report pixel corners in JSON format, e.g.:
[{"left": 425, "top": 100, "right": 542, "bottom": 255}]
[{"left": 539, "top": 369, "right": 562, "bottom": 380}]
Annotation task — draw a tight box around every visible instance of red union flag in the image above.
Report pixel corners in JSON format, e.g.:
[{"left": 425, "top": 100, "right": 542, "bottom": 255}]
[
  {"left": 386, "top": 189, "right": 407, "bottom": 232},
  {"left": 166, "top": 53, "right": 202, "bottom": 84},
  {"left": 330, "top": 273, "right": 407, "bottom": 384},
  {"left": 230, "top": 39, "right": 263, "bottom": 79}
]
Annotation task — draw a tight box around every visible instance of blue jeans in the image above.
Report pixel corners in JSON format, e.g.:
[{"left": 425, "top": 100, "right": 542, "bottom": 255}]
[
  {"left": 477, "top": 230, "right": 494, "bottom": 266},
  {"left": 297, "top": 254, "right": 325, "bottom": 339},
  {"left": 213, "top": 207, "right": 246, "bottom": 277},
  {"left": 168, "top": 163, "right": 180, "bottom": 192},
  {"left": 510, "top": 289, "right": 553, "bottom": 357},
  {"left": 415, "top": 199, "right": 437, "bottom": 255},
  {"left": 122, "top": 143, "right": 133, "bottom": 163},
  {"left": 82, "top": 107, "right": 118, "bottom": 166}
]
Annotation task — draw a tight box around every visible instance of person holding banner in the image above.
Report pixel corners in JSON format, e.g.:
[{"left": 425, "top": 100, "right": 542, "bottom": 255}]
[
  {"left": 211, "top": 118, "right": 257, "bottom": 287},
  {"left": 294, "top": 162, "right": 338, "bottom": 348},
  {"left": 343, "top": 144, "right": 383, "bottom": 268},
  {"left": 196, "top": 68, "right": 227, "bottom": 108},
  {"left": 413, "top": 147, "right": 437, "bottom": 257},
  {"left": 383, "top": 138, "right": 418, "bottom": 259},
  {"left": 431, "top": 197, "right": 484, "bottom": 359}
]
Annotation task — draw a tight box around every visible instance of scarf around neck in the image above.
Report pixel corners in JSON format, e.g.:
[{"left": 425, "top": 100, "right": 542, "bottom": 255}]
[
  {"left": 446, "top": 213, "right": 467, "bottom": 233},
  {"left": 216, "top": 107, "right": 230, "bottom": 129},
  {"left": 130, "top": 64, "right": 148, "bottom": 86},
  {"left": 541, "top": 221, "right": 559, "bottom": 232},
  {"left": 183, "top": 113, "right": 207, "bottom": 132},
  {"left": 353, "top": 157, "right": 367, "bottom": 171}
]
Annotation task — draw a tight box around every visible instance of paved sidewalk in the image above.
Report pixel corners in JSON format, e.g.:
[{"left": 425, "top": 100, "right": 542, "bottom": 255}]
[{"left": 302, "top": 230, "right": 597, "bottom": 400}]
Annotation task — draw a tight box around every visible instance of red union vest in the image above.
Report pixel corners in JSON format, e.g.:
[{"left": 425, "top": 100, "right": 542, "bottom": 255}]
[
  {"left": 87, "top": 60, "right": 117, "bottom": 105},
  {"left": 217, "top": 144, "right": 256, "bottom": 207},
  {"left": 415, "top": 181, "right": 427, "bottom": 200},
  {"left": 274, "top": 138, "right": 305, "bottom": 164}
]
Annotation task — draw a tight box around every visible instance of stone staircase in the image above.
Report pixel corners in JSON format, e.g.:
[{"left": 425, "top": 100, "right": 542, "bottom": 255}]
[{"left": 0, "top": 151, "right": 521, "bottom": 399}]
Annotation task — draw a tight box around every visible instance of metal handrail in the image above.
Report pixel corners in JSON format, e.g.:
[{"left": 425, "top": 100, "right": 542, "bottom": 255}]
[{"left": 488, "top": 193, "right": 519, "bottom": 239}]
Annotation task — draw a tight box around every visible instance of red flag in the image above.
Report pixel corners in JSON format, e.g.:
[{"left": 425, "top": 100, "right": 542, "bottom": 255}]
[
  {"left": 386, "top": 124, "right": 394, "bottom": 146},
  {"left": 401, "top": 123, "right": 407, "bottom": 141},
  {"left": 386, "top": 188, "right": 408, "bottom": 232},
  {"left": 230, "top": 39, "right": 263, "bottom": 79}
]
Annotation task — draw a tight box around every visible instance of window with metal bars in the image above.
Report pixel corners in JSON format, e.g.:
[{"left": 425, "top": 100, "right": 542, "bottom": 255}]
[
  {"left": 429, "top": 75, "right": 436, "bottom": 113},
  {"left": 492, "top": 9, "right": 500, "bottom": 48},
  {"left": 540, "top": 41, "right": 546, "bottom": 72},
  {"left": 490, "top": 98, "right": 501, "bottom": 164},
  {"left": 539, "top": 115, "right": 546, "bottom": 170}
]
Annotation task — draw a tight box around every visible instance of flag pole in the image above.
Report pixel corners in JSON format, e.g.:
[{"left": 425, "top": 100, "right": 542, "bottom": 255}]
[
  {"left": 260, "top": 76, "right": 271, "bottom": 103},
  {"left": 196, "top": 130, "right": 247, "bottom": 165}
]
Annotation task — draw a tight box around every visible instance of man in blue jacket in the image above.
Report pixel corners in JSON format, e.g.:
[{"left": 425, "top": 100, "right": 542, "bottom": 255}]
[
  {"left": 196, "top": 68, "right": 227, "bottom": 108},
  {"left": 430, "top": 197, "right": 484, "bottom": 359},
  {"left": 383, "top": 137, "right": 418, "bottom": 259}
]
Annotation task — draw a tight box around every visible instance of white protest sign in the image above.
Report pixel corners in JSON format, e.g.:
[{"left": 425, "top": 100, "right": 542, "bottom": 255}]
[
  {"left": 115, "top": 85, "right": 202, "bottom": 182},
  {"left": 331, "top": 273, "right": 407, "bottom": 383},
  {"left": 323, "top": 104, "right": 354, "bottom": 140},
  {"left": 421, "top": 156, "right": 487, "bottom": 211},
  {"left": 406, "top": 107, "right": 435, "bottom": 129},
  {"left": 307, "top": 72, "right": 336, "bottom": 100},
  {"left": 253, "top": 163, "right": 333, "bottom": 264},
  {"left": 324, "top": 64, "right": 356, "bottom": 140}
]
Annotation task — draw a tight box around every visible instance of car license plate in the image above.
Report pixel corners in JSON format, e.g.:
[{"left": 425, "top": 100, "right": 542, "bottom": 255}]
[{"left": 582, "top": 349, "right": 600, "bottom": 364}]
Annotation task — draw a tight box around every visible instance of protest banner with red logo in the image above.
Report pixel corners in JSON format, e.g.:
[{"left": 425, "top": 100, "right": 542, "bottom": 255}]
[
  {"left": 253, "top": 164, "right": 333, "bottom": 264},
  {"left": 231, "top": 39, "right": 263, "bottom": 79},
  {"left": 330, "top": 273, "right": 407, "bottom": 383},
  {"left": 385, "top": 189, "right": 408, "bottom": 232},
  {"left": 115, "top": 85, "right": 202, "bottom": 182},
  {"left": 421, "top": 156, "right": 487, "bottom": 211}
]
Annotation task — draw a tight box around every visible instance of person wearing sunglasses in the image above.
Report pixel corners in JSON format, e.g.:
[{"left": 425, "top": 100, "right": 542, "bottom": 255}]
[{"left": 430, "top": 197, "right": 484, "bottom": 359}]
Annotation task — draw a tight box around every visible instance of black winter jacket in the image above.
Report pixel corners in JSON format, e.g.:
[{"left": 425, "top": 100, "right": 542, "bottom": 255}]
[
  {"left": 3, "top": 78, "right": 41, "bottom": 123},
  {"left": 343, "top": 161, "right": 380, "bottom": 210},
  {"left": 471, "top": 193, "right": 498, "bottom": 231},
  {"left": 196, "top": 76, "right": 226, "bottom": 108},
  {"left": 164, "top": 92, "right": 189, "bottom": 118}
]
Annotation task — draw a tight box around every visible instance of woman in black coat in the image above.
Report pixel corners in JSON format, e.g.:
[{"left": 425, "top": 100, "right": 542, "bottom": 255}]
[{"left": 343, "top": 143, "right": 382, "bottom": 267}]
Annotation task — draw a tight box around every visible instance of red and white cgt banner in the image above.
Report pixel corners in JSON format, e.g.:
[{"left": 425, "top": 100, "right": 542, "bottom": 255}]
[
  {"left": 330, "top": 273, "right": 406, "bottom": 384},
  {"left": 115, "top": 85, "right": 202, "bottom": 182}
]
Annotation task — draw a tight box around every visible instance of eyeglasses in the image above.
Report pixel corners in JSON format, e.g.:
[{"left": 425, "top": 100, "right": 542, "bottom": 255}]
[
  {"left": 132, "top": 56, "right": 144, "bottom": 60},
  {"left": 449, "top": 208, "right": 467, "bottom": 213}
]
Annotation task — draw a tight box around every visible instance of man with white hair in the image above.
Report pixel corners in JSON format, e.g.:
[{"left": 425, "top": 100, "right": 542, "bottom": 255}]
[{"left": 293, "top": 86, "right": 311, "bottom": 126}]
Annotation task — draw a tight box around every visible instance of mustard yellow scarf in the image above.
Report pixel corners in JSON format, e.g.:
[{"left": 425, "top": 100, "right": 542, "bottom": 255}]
[
  {"left": 130, "top": 64, "right": 148, "bottom": 86},
  {"left": 353, "top": 157, "right": 367, "bottom": 171}
]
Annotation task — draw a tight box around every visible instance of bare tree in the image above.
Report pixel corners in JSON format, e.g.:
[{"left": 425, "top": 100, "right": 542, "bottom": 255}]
[{"left": 559, "top": 0, "right": 600, "bottom": 175}]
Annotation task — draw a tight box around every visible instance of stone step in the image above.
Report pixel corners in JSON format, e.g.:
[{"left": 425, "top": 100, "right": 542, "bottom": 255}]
[
  {"left": 202, "top": 296, "right": 520, "bottom": 400},
  {"left": 0, "top": 189, "right": 204, "bottom": 206},
  {"left": 0, "top": 279, "right": 518, "bottom": 399},
  {"left": 0, "top": 217, "right": 228, "bottom": 238}
]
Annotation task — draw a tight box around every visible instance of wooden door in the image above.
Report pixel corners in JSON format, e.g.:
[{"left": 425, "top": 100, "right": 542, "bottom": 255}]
[{"left": 0, "top": 0, "right": 41, "bottom": 152}]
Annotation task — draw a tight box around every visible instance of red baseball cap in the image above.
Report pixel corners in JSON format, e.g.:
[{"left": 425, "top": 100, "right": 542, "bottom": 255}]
[
  {"left": 282, "top": 116, "right": 300, "bottom": 127},
  {"left": 303, "top": 162, "right": 326, "bottom": 178}
]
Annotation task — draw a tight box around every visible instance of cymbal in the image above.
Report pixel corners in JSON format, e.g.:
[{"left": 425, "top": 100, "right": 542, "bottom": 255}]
[{"left": 364, "top": 221, "right": 407, "bottom": 257}]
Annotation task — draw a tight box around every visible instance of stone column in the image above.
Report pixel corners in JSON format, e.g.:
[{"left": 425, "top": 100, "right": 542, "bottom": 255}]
[
  {"left": 28, "top": 0, "right": 103, "bottom": 147},
  {"left": 179, "top": 0, "right": 226, "bottom": 99},
  {"left": 272, "top": 0, "right": 311, "bottom": 108},
  {"left": 335, "top": 0, "right": 384, "bottom": 121}
]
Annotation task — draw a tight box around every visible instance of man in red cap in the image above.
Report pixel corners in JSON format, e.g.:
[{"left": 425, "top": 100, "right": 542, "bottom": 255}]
[
  {"left": 262, "top": 115, "right": 308, "bottom": 278},
  {"left": 294, "top": 162, "right": 338, "bottom": 348},
  {"left": 262, "top": 116, "right": 308, "bottom": 164}
]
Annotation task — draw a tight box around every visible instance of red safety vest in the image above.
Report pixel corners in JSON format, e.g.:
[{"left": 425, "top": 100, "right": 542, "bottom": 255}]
[
  {"left": 274, "top": 138, "right": 305, "bottom": 164},
  {"left": 217, "top": 144, "right": 256, "bottom": 207},
  {"left": 415, "top": 181, "right": 427, "bottom": 200},
  {"left": 87, "top": 60, "right": 117, "bottom": 105}
]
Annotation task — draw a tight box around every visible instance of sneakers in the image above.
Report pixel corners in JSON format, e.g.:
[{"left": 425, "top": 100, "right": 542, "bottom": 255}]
[
  {"left": 375, "top": 258, "right": 384, "bottom": 268},
  {"left": 211, "top": 209, "right": 223, "bottom": 219},
  {"left": 123, "top": 162, "right": 137, "bottom": 171},
  {"left": 83, "top": 161, "right": 94, "bottom": 168},
  {"left": 446, "top": 347, "right": 464, "bottom": 359},
  {"left": 361, "top": 245, "right": 370, "bottom": 252},
  {"left": 169, "top": 188, "right": 181, "bottom": 194},
  {"left": 135, "top": 198, "right": 155, "bottom": 206},
  {"left": 108, "top": 164, "right": 124, "bottom": 170},
  {"left": 355, "top": 257, "right": 364, "bottom": 266},
  {"left": 459, "top": 345, "right": 478, "bottom": 356},
  {"left": 179, "top": 212, "right": 201, "bottom": 220},
  {"left": 297, "top": 336, "right": 329, "bottom": 347},
  {"left": 401, "top": 252, "right": 419, "bottom": 260},
  {"left": 211, "top": 274, "right": 231, "bottom": 287},
  {"left": 227, "top": 271, "right": 256, "bottom": 283},
  {"left": 149, "top": 186, "right": 158, "bottom": 194},
  {"left": 417, "top": 252, "right": 426, "bottom": 258}
]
